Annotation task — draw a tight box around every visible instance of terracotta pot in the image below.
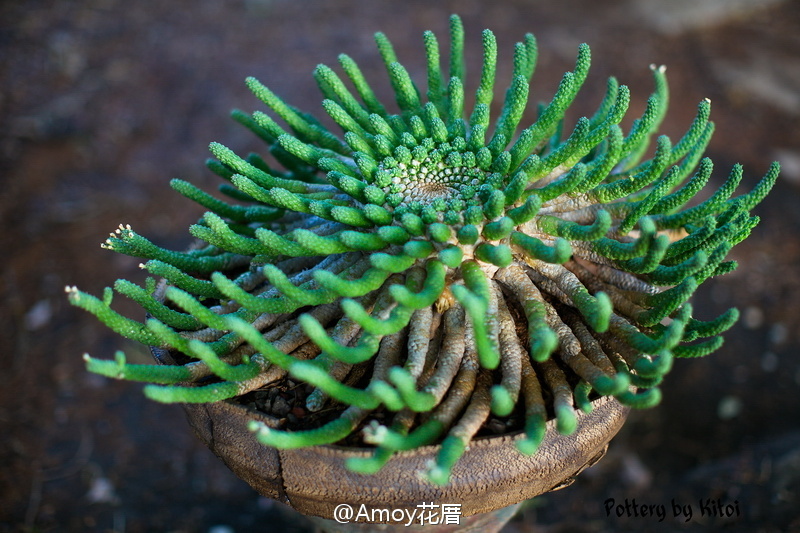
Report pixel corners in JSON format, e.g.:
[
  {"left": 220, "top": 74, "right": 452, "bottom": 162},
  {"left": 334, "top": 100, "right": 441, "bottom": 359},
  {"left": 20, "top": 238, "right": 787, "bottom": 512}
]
[{"left": 151, "top": 345, "right": 629, "bottom": 530}]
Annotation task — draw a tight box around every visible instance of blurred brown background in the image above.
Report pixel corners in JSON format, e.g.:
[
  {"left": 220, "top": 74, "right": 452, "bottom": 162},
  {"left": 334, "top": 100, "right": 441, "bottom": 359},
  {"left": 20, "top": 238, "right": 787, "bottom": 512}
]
[{"left": 2, "top": 0, "right": 799, "bottom": 531}]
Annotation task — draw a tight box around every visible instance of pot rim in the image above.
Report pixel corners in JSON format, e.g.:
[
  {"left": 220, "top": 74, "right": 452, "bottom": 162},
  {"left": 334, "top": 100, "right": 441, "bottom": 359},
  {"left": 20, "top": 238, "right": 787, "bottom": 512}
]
[{"left": 153, "top": 344, "right": 629, "bottom": 520}]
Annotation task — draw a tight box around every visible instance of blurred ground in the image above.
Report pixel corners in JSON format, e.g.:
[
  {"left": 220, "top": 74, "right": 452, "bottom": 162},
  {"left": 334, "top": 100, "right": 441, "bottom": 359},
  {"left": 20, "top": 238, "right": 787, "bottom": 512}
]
[{"left": 1, "top": 0, "right": 799, "bottom": 531}]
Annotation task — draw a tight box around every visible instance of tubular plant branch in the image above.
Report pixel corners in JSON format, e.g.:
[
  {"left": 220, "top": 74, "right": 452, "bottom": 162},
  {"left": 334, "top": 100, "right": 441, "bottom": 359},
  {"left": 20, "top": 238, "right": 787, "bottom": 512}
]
[{"left": 68, "top": 15, "right": 778, "bottom": 486}]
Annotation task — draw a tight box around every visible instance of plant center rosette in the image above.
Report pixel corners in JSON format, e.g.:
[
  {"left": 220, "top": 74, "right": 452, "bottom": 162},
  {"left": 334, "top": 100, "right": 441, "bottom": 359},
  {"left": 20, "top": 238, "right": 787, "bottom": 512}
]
[{"left": 68, "top": 15, "right": 778, "bottom": 487}]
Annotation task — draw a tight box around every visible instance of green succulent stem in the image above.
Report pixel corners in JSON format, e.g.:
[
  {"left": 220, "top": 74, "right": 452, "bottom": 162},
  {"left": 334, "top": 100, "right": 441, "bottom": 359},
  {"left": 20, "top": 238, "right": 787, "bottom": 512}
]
[{"left": 70, "top": 14, "right": 778, "bottom": 484}]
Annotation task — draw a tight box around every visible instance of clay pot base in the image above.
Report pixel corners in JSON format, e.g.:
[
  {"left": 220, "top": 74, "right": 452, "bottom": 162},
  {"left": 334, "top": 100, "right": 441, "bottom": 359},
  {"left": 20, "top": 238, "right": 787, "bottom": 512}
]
[{"left": 151, "top": 346, "right": 629, "bottom": 527}]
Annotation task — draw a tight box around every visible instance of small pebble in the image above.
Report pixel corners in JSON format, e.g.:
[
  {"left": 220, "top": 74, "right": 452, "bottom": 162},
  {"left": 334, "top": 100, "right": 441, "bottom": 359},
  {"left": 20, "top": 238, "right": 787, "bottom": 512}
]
[
  {"left": 271, "top": 395, "right": 291, "bottom": 417},
  {"left": 717, "top": 395, "right": 743, "bottom": 420},
  {"left": 742, "top": 306, "right": 764, "bottom": 329},
  {"left": 25, "top": 299, "right": 52, "bottom": 330},
  {"left": 621, "top": 453, "right": 653, "bottom": 490},
  {"left": 86, "top": 477, "right": 117, "bottom": 504},
  {"left": 761, "top": 351, "right": 779, "bottom": 373},
  {"left": 768, "top": 323, "right": 788, "bottom": 346},
  {"left": 485, "top": 419, "right": 506, "bottom": 434}
]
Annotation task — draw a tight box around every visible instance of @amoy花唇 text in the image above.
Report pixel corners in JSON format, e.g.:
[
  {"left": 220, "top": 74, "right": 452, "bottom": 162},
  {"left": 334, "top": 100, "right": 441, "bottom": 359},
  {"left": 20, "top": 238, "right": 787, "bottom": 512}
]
[{"left": 333, "top": 502, "right": 462, "bottom": 526}]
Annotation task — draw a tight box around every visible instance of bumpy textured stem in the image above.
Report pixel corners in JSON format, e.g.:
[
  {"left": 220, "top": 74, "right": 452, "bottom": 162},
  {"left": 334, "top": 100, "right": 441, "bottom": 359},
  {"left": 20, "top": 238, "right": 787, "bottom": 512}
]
[{"left": 70, "top": 13, "right": 778, "bottom": 485}]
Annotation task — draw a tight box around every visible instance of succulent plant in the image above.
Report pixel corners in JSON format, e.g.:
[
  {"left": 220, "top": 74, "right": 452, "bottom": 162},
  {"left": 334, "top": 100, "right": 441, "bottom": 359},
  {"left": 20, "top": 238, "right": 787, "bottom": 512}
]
[{"left": 68, "top": 15, "right": 778, "bottom": 486}]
